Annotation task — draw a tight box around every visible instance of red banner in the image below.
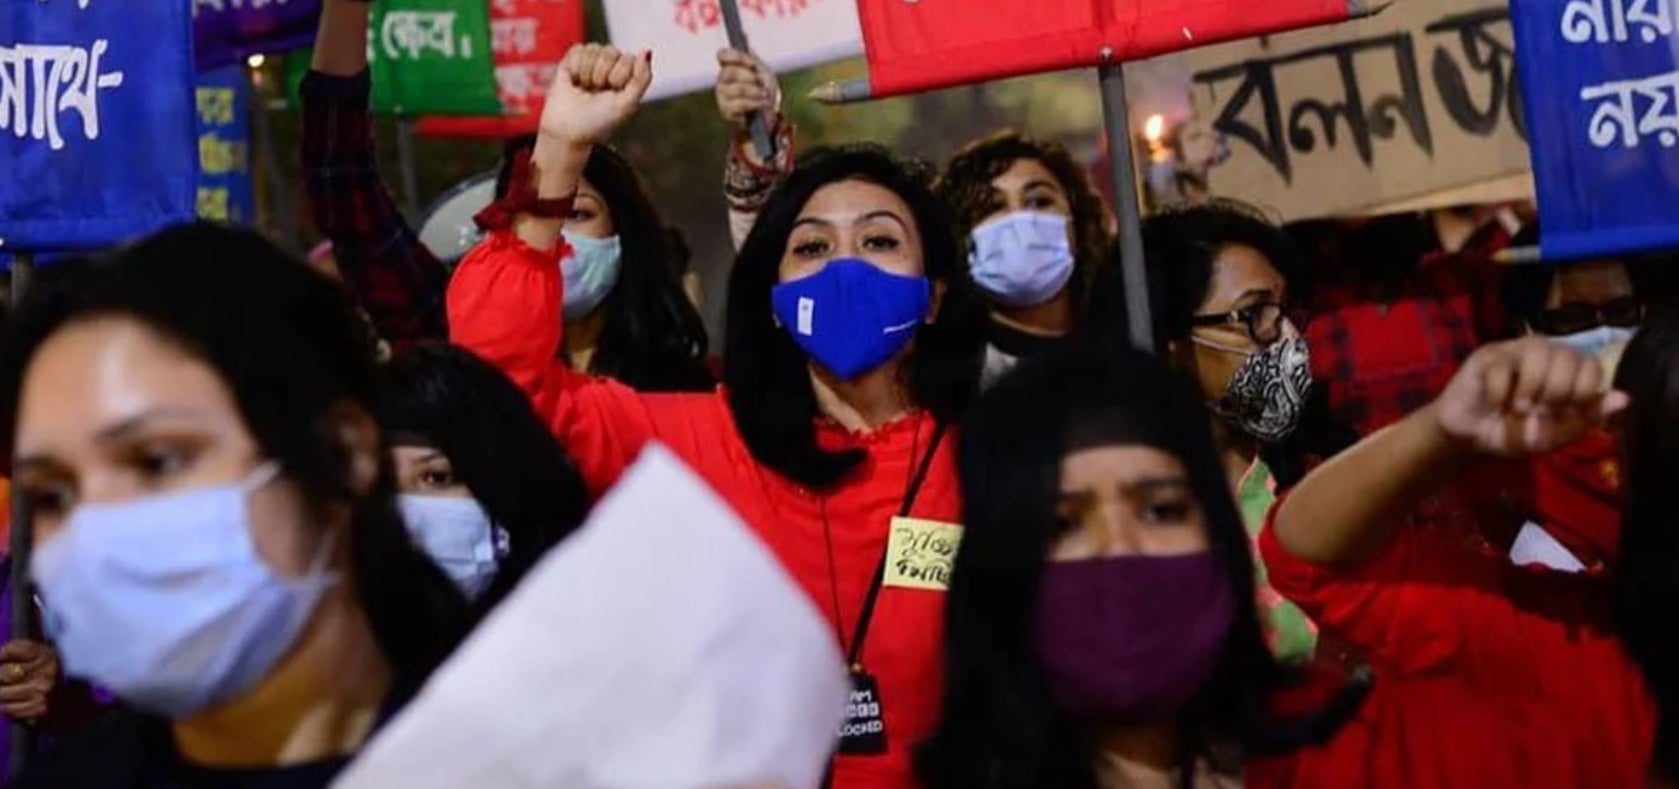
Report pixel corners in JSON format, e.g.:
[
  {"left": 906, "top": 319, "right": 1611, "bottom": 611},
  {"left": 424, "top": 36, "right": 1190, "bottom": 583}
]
[
  {"left": 856, "top": 0, "right": 1349, "bottom": 98},
  {"left": 417, "top": 0, "right": 584, "bottom": 138}
]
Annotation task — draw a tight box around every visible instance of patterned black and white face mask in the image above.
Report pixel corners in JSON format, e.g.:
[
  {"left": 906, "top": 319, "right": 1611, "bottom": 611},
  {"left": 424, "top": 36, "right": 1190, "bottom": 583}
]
[{"left": 1215, "top": 335, "right": 1313, "bottom": 443}]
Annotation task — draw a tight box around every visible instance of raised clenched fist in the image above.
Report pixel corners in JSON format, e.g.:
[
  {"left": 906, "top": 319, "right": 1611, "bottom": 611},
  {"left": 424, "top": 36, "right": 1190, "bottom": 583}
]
[
  {"left": 538, "top": 44, "right": 653, "bottom": 148},
  {"left": 1433, "top": 336, "right": 1628, "bottom": 458}
]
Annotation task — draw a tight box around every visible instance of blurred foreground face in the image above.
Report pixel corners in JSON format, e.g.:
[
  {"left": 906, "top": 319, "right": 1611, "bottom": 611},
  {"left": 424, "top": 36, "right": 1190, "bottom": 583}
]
[
  {"left": 1050, "top": 444, "right": 1209, "bottom": 561},
  {"left": 1035, "top": 441, "right": 1231, "bottom": 725},
  {"left": 11, "top": 316, "right": 347, "bottom": 718},
  {"left": 15, "top": 317, "right": 318, "bottom": 575}
]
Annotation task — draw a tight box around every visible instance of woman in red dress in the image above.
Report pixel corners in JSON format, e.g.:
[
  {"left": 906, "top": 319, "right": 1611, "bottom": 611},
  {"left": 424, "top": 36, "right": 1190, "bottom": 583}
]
[
  {"left": 1255, "top": 337, "right": 1655, "bottom": 788},
  {"left": 447, "top": 45, "right": 986, "bottom": 789}
]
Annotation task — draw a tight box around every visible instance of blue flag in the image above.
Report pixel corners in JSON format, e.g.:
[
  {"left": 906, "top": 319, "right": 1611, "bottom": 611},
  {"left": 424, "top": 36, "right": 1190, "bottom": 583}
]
[
  {"left": 1513, "top": 0, "right": 1679, "bottom": 261},
  {"left": 196, "top": 66, "right": 255, "bottom": 224},
  {"left": 194, "top": 0, "right": 321, "bottom": 72},
  {"left": 0, "top": 0, "right": 198, "bottom": 253}
]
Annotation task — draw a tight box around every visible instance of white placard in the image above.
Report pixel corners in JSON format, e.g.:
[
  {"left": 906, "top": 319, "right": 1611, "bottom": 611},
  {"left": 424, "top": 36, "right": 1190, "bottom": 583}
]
[
  {"left": 603, "top": 0, "right": 864, "bottom": 101},
  {"left": 332, "top": 443, "right": 848, "bottom": 789}
]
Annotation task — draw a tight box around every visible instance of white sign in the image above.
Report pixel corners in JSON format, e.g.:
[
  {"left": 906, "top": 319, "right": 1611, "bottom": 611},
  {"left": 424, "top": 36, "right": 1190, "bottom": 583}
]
[
  {"left": 603, "top": 0, "right": 864, "bottom": 101},
  {"left": 331, "top": 444, "right": 847, "bottom": 789}
]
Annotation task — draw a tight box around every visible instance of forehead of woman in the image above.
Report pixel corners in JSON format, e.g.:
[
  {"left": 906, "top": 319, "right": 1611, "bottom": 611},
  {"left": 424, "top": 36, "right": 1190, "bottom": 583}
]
[
  {"left": 990, "top": 157, "right": 1064, "bottom": 195},
  {"left": 1201, "top": 243, "right": 1286, "bottom": 311},
  {"left": 795, "top": 179, "right": 919, "bottom": 238},
  {"left": 15, "top": 316, "right": 249, "bottom": 463}
]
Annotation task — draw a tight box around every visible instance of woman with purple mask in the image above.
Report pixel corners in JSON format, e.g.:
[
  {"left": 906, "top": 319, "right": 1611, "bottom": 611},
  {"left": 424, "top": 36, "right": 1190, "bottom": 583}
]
[{"left": 917, "top": 345, "right": 1364, "bottom": 789}]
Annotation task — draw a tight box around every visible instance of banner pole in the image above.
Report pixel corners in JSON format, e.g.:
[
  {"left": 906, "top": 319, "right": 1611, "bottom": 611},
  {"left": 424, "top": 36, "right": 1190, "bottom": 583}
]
[
  {"left": 8, "top": 252, "right": 33, "bottom": 782},
  {"left": 1097, "top": 61, "right": 1155, "bottom": 352},
  {"left": 397, "top": 117, "right": 421, "bottom": 219},
  {"left": 249, "top": 66, "right": 292, "bottom": 246},
  {"left": 717, "top": 0, "right": 776, "bottom": 161}
]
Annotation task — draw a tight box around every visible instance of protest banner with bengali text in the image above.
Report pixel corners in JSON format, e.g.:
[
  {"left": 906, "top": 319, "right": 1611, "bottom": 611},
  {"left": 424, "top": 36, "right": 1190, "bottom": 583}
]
[
  {"left": 196, "top": 66, "right": 255, "bottom": 224},
  {"left": 1133, "top": 0, "right": 1532, "bottom": 222},
  {"left": 368, "top": 0, "right": 501, "bottom": 114},
  {"left": 194, "top": 0, "right": 322, "bottom": 71},
  {"left": 602, "top": 0, "right": 865, "bottom": 101},
  {"left": 284, "top": 0, "right": 500, "bottom": 115},
  {"left": 1, "top": 0, "right": 198, "bottom": 251},
  {"left": 418, "top": 0, "right": 584, "bottom": 139},
  {"left": 1512, "top": 0, "right": 1679, "bottom": 260}
]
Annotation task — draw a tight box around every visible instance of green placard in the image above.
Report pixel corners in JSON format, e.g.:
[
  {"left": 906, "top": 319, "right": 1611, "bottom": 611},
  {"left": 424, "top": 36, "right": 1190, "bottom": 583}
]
[{"left": 286, "top": 0, "right": 500, "bottom": 116}]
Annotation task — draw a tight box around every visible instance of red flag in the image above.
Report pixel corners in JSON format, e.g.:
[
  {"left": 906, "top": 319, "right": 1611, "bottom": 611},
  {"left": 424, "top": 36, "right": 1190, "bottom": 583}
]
[
  {"left": 417, "top": 0, "right": 584, "bottom": 139},
  {"left": 856, "top": 0, "right": 1349, "bottom": 98}
]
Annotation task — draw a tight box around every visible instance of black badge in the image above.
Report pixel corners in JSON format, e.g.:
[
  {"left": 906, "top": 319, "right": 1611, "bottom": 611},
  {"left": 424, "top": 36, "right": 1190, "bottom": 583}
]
[{"left": 836, "top": 669, "right": 888, "bottom": 756}]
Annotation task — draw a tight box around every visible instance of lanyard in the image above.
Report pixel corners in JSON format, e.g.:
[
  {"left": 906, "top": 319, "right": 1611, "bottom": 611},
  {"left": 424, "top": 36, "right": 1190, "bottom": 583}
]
[{"left": 825, "top": 420, "right": 948, "bottom": 670}]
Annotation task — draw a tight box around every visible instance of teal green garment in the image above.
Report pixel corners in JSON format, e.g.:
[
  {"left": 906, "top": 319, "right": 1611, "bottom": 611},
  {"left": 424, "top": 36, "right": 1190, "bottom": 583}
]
[{"left": 1238, "top": 462, "right": 1317, "bottom": 664}]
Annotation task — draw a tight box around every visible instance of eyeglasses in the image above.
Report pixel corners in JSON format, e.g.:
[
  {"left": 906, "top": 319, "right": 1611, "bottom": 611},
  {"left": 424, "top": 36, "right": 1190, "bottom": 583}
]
[
  {"left": 1532, "top": 297, "right": 1642, "bottom": 336},
  {"left": 1190, "top": 302, "right": 1285, "bottom": 345}
]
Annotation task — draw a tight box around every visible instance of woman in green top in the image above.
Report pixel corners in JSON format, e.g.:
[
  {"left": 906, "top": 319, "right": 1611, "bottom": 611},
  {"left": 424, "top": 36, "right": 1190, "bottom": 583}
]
[{"left": 1089, "top": 201, "right": 1319, "bottom": 663}]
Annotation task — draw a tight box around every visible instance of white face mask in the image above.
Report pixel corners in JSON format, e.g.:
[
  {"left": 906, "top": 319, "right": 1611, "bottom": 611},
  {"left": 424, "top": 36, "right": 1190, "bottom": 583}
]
[
  {"left": 398, "top": 495, "right": 506, "bottom": 600},
  {"left": 1550, "top": 325, "right": 1634, "bottom": 359},
  {"left": 33, "top": 462, "right": 337, "bottom": 717},
  {"left": 967, "top": 212, "right": 1077, "bottom": 308}
]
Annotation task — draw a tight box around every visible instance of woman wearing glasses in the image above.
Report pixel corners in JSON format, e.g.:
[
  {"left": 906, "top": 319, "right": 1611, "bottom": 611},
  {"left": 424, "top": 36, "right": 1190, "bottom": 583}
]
[
  {"left": 1500, "top": 225, "right": 1645, "bottom": 573},
  {"left": 1087, "top": 202, "right": 1320, "bottom": 665}
]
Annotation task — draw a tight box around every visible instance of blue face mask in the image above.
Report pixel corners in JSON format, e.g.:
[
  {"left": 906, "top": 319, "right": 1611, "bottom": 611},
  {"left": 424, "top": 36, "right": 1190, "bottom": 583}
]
[
  {"left": 32, "top": 463, "right": 337, "bottom": 717},
  {"left": 398, "top": 495, "right": 507, "bottom": 601},
  {"left": 561, "top": 231, "right": 623, "bottom": 322},
  {"left": 968, "top": 211, "right": 1076, "bottom": 308},
  {"left": 771, "top": 258, "right": 932, "bottom": 381},
  {"left": 1551, "top": 325, "right": 1634, "bottom": 359}
]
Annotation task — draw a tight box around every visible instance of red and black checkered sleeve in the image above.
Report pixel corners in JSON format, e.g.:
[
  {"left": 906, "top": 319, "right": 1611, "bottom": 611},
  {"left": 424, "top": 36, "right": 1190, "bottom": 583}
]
[{"left": 301, "top": 69, "right": 449, "bottom": 352}]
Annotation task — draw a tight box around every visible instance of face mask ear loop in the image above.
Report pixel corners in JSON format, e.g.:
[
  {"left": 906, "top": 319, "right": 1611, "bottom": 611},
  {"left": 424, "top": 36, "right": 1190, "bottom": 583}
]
[
  {"left": 240, "top": 461, "right": 283, "bottom": 495},
  {"left": 243, "top": 462, "right": 340, "bottom": 586},
  {"left": 1190, "top": 334, "right": 1255, "bottom": 357}
]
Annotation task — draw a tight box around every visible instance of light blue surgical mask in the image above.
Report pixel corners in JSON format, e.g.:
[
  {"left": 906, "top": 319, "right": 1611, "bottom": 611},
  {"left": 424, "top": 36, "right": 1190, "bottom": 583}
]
[
  {"left": 398, "top": 495, "right": 506, "bottom": 600},
  {"left": 968, "top": 212, "right": 1076, "bottom": 308},
  {"left": 561, "top": 231, "right": 623, "bottom": 322},
  {"left": 1551, "top": 325, "right": 1634, "bottom": 359},
  {"left": 32, "top": 462, "right": 337, "bottom": 718}
]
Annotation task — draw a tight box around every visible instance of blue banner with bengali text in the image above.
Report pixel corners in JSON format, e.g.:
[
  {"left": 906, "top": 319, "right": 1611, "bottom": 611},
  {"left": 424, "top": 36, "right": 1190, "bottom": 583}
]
[
  {"left": 1513, "top": 0, "right": 1679, "bottom": 261},
  {"left": 1, "top": 0, "right": 198, "bottom": 252},
  {"left": 196, "top": 66, "right": 255, "bottom": 224},
  {"left": 195, "top": 0, "right": 322, "bottom": 72}
]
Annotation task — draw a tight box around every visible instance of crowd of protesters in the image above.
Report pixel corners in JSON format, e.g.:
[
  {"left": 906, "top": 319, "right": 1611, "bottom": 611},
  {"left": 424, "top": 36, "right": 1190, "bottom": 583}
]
[{"left": 0, "top": 4, "right": 1676, "bottom": 787}]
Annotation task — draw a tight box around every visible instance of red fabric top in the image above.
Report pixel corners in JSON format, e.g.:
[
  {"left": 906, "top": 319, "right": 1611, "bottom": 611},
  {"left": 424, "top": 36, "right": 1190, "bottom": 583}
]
[
  {"left": 1250, "top": 464, "right": 1654, "bottom": 789},
  {"left": 448, "top": 230, "right": 956, "bottom": 789},
  {"left": 1526, "top": 428, "right": 1622, "bottom": 572}
]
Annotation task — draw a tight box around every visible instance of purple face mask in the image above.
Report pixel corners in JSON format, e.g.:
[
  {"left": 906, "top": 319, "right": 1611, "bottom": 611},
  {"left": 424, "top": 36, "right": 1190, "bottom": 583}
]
[{"left": 1032, "top": 553, "right": 1235, "bottom": 724}]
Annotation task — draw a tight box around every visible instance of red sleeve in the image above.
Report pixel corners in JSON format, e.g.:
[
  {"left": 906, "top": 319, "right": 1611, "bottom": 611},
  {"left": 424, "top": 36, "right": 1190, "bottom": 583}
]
[
  {"left": 446, "top": 229, "right": 731, "bottom": 497},
  {"left": 1258, "top": 475, "right": 1517, "bottom": 674}
]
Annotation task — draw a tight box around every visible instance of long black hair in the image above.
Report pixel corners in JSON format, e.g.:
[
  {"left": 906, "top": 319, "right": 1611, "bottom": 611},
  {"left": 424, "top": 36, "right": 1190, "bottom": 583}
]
[
  {"left": 0, "top": 223, "right": 472, "bottom": 692},
  {"left": 376, "top": 343, "right": 588, "bottom": 615},
  {"left": 498, "top": 136, "right": 713, "bottom": 392},
  {"left": 723, "top": 144, "right": 987, "bottom": 489},
  {"left": 1613, "top": 306, "right": 1679, "bottom": 781},
  {"left": 937, "top": 131, "right": 1114, "bottom": 317},
  {"left": 917, "top": 343, "right": 1364, "bottom": 789}
]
